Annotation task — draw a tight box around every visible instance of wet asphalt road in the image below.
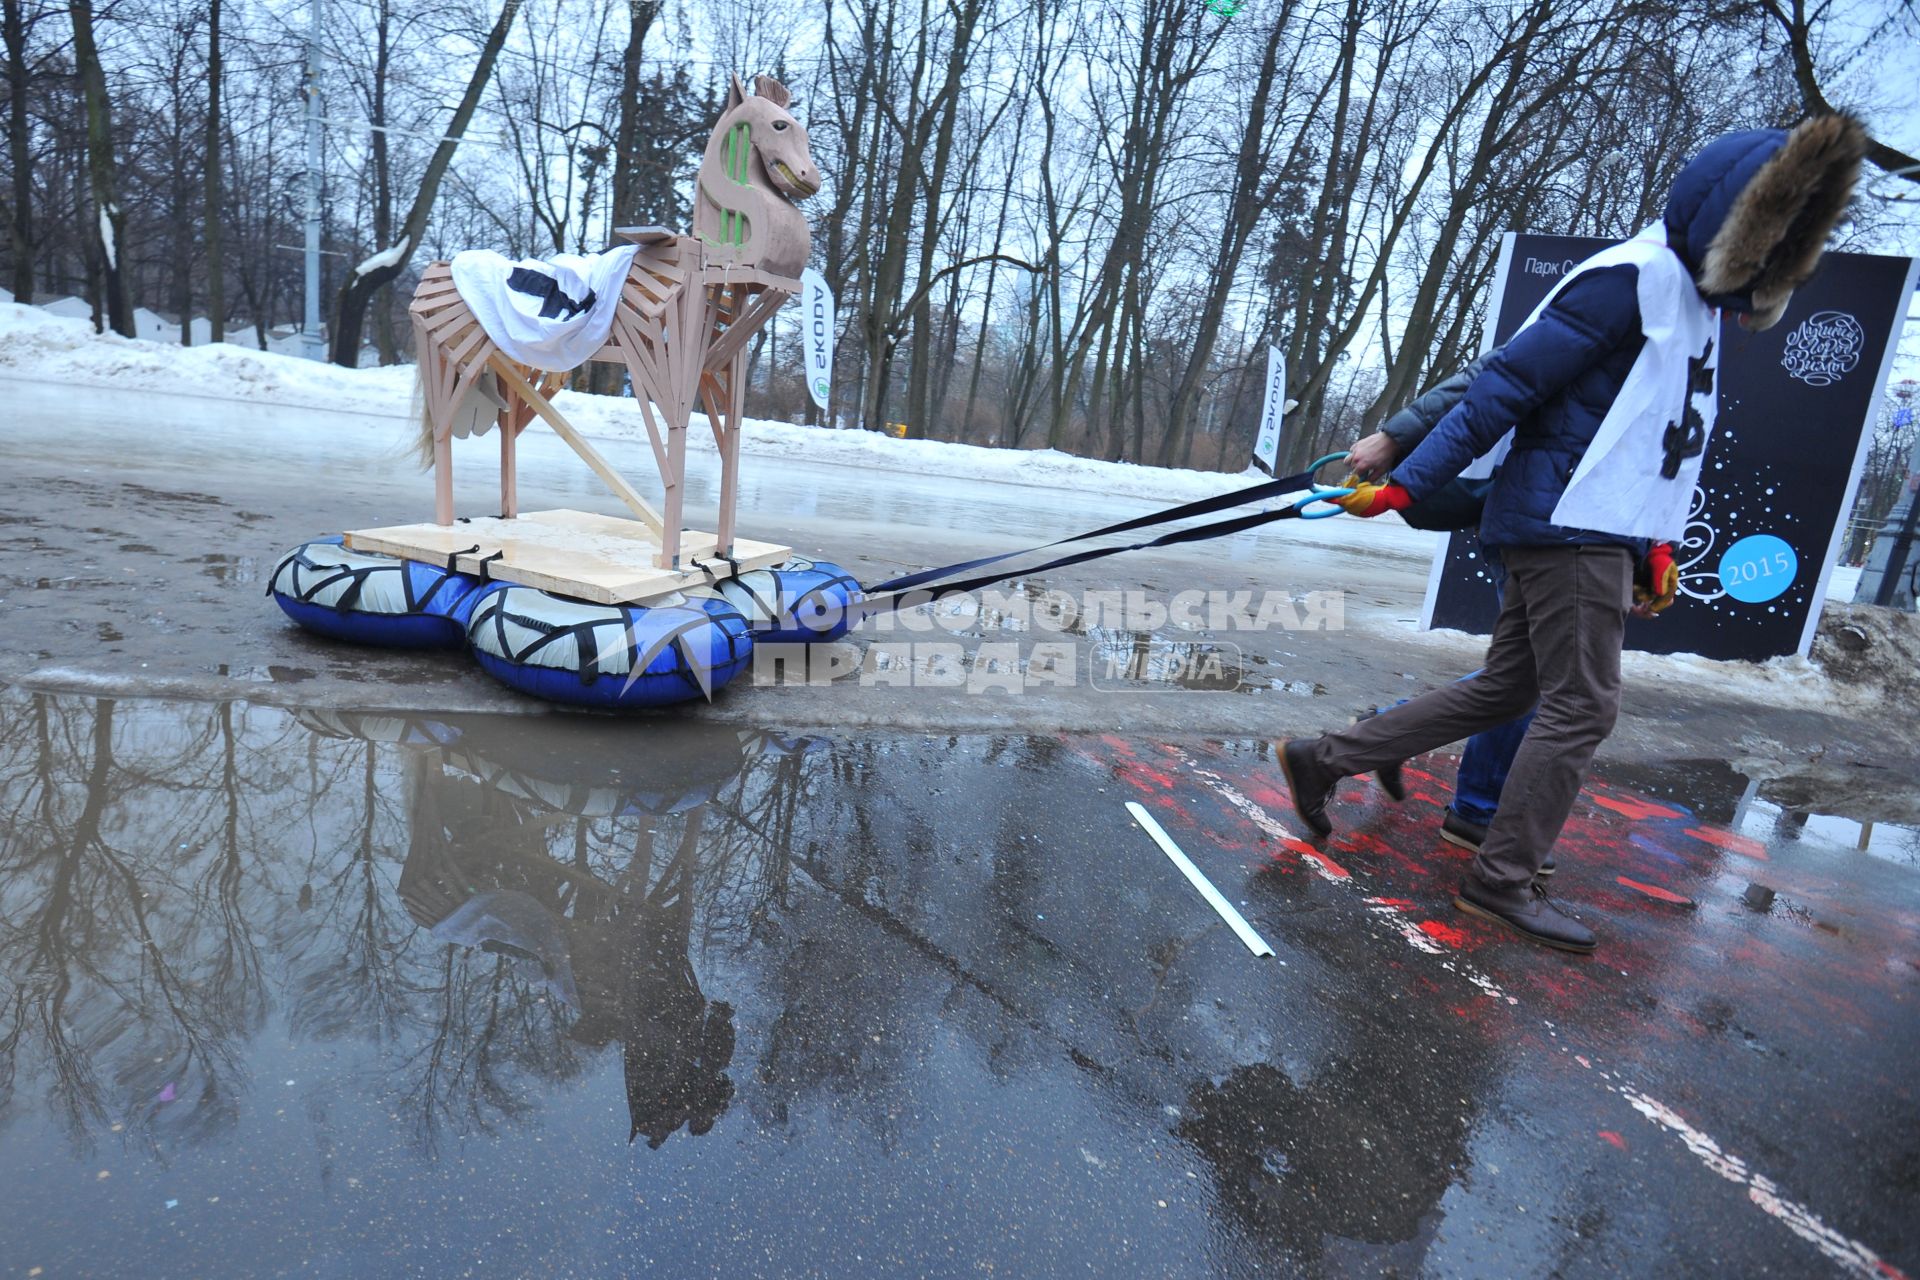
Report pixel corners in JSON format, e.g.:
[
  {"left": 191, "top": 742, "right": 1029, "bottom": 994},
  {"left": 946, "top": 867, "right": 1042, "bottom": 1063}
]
[{"left": 0, "top": 690, "right": 1913, "bottom": 1278}]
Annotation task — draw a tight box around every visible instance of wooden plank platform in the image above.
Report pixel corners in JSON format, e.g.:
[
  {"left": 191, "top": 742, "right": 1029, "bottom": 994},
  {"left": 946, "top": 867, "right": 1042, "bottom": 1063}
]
[{"left": 344, "top": 509, "right": 791, "bottom": 605}]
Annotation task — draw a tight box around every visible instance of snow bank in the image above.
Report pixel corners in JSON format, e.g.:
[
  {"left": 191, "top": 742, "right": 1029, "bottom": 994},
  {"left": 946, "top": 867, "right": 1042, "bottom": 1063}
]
[
  {"left": 0, "top": 300, "right": 1339, "bottom": 509},
  {"left": 0, "top": 301, "right": 417, "bottom": 411}
]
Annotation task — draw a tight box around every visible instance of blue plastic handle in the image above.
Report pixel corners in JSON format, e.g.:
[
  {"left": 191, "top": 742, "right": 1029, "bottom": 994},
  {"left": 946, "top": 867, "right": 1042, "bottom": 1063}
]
[
  {"left": 1294, "top": 487, "right": 1354, "bottom": 519},
  {"left": 1304, "top": 451, "right": 1351, "bottom": 492}
]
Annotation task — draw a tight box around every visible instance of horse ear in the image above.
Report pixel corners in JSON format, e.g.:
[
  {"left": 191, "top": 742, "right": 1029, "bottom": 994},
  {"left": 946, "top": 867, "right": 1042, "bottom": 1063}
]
[
  {"left": 753, "top": 75, "right": 791, "bottom": 108},
  {"left": 726, "top": 73, "right": 746, "bottom": 110}
]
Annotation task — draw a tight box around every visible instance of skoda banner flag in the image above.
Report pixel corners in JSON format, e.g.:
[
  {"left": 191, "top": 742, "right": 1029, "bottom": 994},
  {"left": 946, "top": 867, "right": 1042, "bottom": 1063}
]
[
  {"left": 1253, "top": 345, "right": 1285, "bottom": 474},
  {"left": 1421, "top": 232, "right": 1917, "bottom": 662},
  {"left": 801, "top": 268, "right": 835, "bottom": 412}
]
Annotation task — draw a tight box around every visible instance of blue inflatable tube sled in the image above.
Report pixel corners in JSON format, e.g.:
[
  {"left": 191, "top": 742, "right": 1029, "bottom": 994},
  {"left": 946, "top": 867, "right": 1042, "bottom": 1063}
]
[{"left": 269, "top": 538, "right": 864, "bottom": 709}]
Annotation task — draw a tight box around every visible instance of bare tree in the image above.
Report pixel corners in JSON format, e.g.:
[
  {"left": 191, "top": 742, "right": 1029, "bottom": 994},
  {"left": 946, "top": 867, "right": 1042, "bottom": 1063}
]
[
  {"left": 329, "top": 0, "right": 522, "bottom": 366},
  {"left": 66, "top": 0, "right": 129, "bottom": 333},
  {"left": 203, "top": 0, "right": 223, "bottom": 340}
]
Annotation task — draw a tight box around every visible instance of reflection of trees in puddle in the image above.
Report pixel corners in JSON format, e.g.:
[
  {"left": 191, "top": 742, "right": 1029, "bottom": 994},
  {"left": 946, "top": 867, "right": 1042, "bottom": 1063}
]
[
  {"left": 0, "top": 695, "right": 297, "bottom": 1154},
  {"left": 0, "top": 689, "right": 822, "bottom": 1156},
  {"left": 296, "top": 713, "right": 824, "bottom": 1150}
]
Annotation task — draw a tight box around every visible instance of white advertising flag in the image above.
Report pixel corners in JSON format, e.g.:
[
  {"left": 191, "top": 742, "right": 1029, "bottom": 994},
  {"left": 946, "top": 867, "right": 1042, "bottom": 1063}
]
[
  {"left": 1253, "top": 344, "right": 1286, "bottom": 473},
  {"left": 800, "top": 268, "right": 835, "bottom": 412}
]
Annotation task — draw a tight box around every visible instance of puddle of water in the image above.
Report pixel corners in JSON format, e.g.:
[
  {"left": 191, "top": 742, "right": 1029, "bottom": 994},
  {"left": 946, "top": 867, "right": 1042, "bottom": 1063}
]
[
  {"left": 0, "top": 692, "right": 831, "bottom": 1167},
  {"left": 1612, "top": 756, "right": 1920, "bottom": 870},
  {"left": 1596, "top": 757, "right": 1751, "bottom": 826},
  {"left": 1740, "top": 799, "right": 1920, "bottom": 869}
]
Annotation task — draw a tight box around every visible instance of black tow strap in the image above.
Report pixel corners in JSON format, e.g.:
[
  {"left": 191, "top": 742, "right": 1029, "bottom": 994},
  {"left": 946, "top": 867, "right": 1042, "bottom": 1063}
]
[{"left": 863, "top": 460, "right": 1344, "bottom": 615}]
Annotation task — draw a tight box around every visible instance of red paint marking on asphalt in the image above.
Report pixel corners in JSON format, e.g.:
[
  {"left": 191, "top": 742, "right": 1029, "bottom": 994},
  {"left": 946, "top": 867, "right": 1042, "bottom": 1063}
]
[
  {"left": 1236, "top": 774, "right": 1296, "bottom": 815},
  {"left": 1295, "top": 843, "right": 1351, "bottom": 881},
  {"left": 1417, "top": 919, "right": 1470, "bottom": 948},
  {"left": 1368, "top": 897, "right": 1416, "bottom": 910},
  {"left": 1111, "top": 759, "right": 1176, "bottom": 791},
  {"left": 1685, "top": 825, "right": 1769, "bottom": 860},
  {"left": 1592, "top": 793, "right": 1685, "bottom": 821},
  {"left": 1342, "top": 828, "right": 1447, "bottom": 881},
  {"left": 1616, "top": 876, "right": 1695, "bottom": 906},
  {"left": 1270, "top": 835, "right": 1350, "bottom": 881},
  {"left": 1599, "top": 1130, "right": 1627, "bottom": 1150}
]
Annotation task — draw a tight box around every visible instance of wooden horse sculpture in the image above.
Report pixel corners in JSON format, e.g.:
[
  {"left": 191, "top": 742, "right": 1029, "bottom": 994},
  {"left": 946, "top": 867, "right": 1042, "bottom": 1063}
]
[{"left": 384, "top": 73, "right": 819, "bottom": 601}]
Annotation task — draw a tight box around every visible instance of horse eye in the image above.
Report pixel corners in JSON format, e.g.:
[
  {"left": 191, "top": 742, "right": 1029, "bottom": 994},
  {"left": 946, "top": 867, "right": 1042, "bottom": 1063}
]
[{"left": 772, "top": 120, "right": 789, "bottom": 131}]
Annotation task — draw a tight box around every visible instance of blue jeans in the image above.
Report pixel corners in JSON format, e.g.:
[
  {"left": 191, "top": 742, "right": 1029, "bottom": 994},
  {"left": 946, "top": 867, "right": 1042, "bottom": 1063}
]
[{"left": 1451, "top": 556, "right": 1536, "bottom": 826}]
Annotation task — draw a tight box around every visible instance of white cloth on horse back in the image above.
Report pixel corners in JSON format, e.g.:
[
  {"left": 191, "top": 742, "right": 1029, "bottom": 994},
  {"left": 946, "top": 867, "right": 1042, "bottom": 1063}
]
[{"left": 449, "top": 245, "right": 638, "bottom": 372}]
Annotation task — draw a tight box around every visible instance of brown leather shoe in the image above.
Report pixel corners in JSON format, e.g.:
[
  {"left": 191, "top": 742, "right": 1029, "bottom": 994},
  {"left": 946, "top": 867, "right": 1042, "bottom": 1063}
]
[
  {"left": 1278, "top": 738, "right": 1336, "bottom": 838},
  {"left": 1453, "top": 877, "right": 1595, "bottom": 953}
]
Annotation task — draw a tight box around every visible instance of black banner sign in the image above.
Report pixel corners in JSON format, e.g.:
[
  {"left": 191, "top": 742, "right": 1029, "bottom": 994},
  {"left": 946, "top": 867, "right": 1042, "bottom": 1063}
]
[{"left": 1420, "top": 233, "right": 1918, "bottom": 660}]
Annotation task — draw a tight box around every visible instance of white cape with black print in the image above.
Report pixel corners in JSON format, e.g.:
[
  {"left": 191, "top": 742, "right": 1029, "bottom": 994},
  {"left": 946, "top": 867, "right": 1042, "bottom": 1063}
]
[
  {"left": 1542, "top": 226, "right": 1721, "bottom": 541},
  {"left": 1463, "top": 225, "right": 1720, "bottom": 542}
]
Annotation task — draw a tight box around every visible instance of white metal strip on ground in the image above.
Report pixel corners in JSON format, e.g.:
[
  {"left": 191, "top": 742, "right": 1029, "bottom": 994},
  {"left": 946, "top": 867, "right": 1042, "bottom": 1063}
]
[{"left": 1126, "top": 801, "right": 1274, "bottom": 957}]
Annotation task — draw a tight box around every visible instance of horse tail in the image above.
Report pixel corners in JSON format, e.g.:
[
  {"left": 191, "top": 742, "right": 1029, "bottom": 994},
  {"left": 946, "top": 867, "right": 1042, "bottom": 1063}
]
[{"left": 411, "top": 362, "right": 438, "bottom": 470}]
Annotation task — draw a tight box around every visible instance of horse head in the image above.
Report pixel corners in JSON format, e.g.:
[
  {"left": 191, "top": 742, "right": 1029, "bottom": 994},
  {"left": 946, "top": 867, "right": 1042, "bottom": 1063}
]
[{"left": 694, "top": 74, "right": 819, "bottom": 276}]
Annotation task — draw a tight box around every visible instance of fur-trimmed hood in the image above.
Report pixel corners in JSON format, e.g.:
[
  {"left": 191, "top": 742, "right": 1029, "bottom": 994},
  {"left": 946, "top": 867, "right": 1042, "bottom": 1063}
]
[{"left": 1663, "top": 115, "right": 1866, "bottom": 330}]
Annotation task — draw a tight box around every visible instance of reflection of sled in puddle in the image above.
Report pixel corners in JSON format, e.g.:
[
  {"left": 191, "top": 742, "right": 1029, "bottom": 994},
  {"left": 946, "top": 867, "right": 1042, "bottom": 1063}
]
[{"left": 298, "top": 707, "right": 821, "bottom": 1146}]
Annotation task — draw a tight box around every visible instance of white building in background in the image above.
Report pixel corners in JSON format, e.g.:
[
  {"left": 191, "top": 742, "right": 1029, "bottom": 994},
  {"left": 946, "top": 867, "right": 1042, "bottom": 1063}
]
[{"left": 132, "top": 307, "right": 178, "bottom": 344}]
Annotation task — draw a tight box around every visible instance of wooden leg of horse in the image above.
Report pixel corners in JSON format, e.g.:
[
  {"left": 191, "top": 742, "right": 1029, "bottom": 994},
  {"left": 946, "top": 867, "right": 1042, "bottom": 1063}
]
[
  {"left": 434, "top": 431, "right": 454, "bottom": 526},
  {"left": 498, "top": 409, "right": 517, "bottom": 519},
  {"left": 715, "top": 352, "right": 746, "bottom": 558},
  {"left": 660, "top": 410, "right": 687, "bottom": 570}
]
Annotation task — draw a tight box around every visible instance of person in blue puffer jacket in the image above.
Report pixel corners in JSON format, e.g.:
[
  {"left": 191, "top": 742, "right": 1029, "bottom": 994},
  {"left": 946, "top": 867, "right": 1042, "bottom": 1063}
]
[{"left": 1276, "top": 114, "right": 1866, "bottom": 954}]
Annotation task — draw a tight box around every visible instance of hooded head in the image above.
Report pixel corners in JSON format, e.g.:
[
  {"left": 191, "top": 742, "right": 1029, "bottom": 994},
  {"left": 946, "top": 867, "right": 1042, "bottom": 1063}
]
[{"left": 1663, "top": 114, "right": 1867, "bottom": 330}]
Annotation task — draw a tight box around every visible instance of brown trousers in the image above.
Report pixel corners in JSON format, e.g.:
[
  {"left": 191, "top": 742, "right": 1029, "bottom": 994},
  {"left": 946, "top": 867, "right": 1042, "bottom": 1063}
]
[{"left": 1309, "top": 544, "right": 1633, "bottom": 890}]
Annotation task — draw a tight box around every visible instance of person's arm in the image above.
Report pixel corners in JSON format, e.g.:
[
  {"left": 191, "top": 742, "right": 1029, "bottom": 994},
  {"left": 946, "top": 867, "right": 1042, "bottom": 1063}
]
[
  {"left": 1348, "top": 353, "right": 1491, "bottom": 479},
  {"left": 1381, "top": 352, "right": 1494, "bottom": 455},
  {"left": 1393, "top": 265, "right": 1642, "bottom": 501}
]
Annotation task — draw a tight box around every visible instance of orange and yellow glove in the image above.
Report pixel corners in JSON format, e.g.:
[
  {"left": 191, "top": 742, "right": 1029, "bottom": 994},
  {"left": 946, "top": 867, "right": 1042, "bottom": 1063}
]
[
  {"left": 1634, "top": 542, "right": 1679, "bottom": 613},
  {"left": 1335, "top": 477, "right": 1414, "bottom": 519}
]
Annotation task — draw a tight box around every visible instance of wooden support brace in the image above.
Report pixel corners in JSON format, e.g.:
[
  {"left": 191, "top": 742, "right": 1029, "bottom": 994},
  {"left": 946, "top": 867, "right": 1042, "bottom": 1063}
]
[{"left": 486, "top": 354, "right": 666, "bottom": 536}]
